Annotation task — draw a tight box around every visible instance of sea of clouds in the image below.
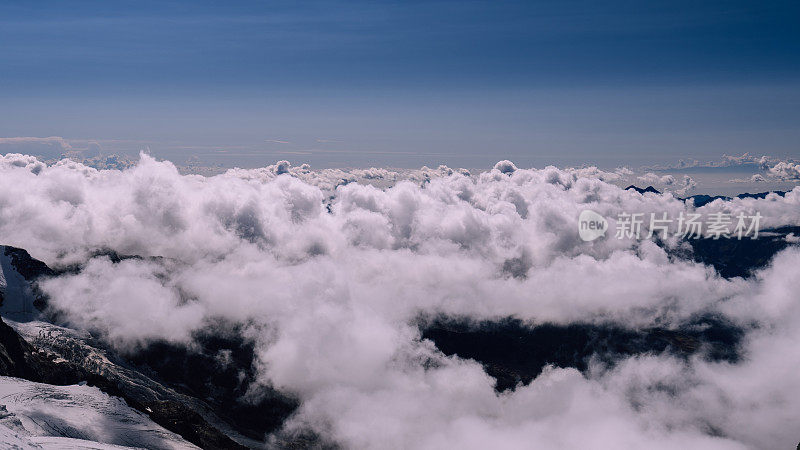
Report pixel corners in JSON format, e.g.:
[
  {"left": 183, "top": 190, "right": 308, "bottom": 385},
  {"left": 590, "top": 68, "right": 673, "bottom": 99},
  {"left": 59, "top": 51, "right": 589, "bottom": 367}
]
[{"left": 1, "top": 152, "right": 800, "bottom": 449}]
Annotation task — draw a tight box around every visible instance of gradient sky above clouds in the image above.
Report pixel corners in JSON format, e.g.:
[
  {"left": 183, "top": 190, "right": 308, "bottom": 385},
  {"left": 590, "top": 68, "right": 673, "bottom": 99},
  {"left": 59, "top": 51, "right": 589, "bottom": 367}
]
[{"left": 1, "top": 0, "right": 798, "bottom": 168}]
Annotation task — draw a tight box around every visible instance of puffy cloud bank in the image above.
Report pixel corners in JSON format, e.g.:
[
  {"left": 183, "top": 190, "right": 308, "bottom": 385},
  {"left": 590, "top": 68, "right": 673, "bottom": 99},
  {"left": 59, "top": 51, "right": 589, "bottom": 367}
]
[
  {"left": 1, "top": 152, "right": 800, "bottom": 448},
  {"left": 767, "top": 161, "right": 800, "bottom": 181}
]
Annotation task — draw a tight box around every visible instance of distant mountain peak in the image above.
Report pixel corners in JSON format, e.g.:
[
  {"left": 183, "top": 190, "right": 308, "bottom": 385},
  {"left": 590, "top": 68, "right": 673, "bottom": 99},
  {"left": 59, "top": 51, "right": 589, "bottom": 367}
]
[{"left": 625, "top": 185, "right": 661, "bottom": 194}]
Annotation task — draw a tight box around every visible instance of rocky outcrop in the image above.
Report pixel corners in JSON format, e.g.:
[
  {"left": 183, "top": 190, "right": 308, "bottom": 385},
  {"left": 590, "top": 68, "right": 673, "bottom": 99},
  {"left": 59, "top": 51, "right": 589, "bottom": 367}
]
[
  {"left": 0, "top": 315, "right": 89, "bottom": 385},
  {"left": 421, "top": 316, "right": 743, "bottom": 392},
  {"left": 0, "top": 245, "right": 54, "bottom": 316},
  {"left": 0, "top": 246, "right": 255, "bottom": 449},
  {"left": 0, "top": 316, "right": 248, "bottom": 449}
]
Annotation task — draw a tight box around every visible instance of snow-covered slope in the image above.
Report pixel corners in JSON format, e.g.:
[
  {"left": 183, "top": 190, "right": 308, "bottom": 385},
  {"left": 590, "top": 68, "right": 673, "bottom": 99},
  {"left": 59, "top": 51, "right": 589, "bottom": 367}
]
[{"left": 0, "top": 376, "right": 197, "bottom": 449}]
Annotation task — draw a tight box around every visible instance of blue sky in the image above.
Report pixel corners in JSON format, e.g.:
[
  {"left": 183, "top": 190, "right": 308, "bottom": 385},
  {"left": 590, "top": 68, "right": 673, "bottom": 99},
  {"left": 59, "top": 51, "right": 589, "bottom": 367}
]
[{"left": 1, "top": 0, "right": 798, "bottom": 168}]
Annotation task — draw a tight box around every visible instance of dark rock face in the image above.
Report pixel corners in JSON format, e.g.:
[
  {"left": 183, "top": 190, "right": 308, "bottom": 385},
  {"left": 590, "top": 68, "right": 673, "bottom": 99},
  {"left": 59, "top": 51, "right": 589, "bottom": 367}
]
[
  {"left": 129, "top": 399, "right": 247, "bottom": 450},
  {"left": 2, "top": 246, "right": 56, "bottom": 281},
  {"left": 421, "top": 317, "right": 743, "bottom": 392},
  {"left": 128, "top": 327, "right": 299, "bottom": 442},
  {"left": 0, "top": 316, "right": 88, "bottom": 385},
  {"left": 681, "top": 226, "right": 800, "bottom": 278},
  {"left": 0, "top": 315, "right": 247, "bottom": 449},
  {"left": 1, "top": 245, "right": 56, "bottom": 312}
]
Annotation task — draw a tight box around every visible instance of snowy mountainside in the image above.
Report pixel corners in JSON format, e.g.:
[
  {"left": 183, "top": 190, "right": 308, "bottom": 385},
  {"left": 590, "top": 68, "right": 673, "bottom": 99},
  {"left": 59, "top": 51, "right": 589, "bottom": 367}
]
[{"left": 0, "top": 375, "right": 196, "bottom": 449}]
